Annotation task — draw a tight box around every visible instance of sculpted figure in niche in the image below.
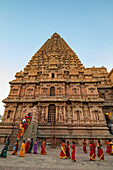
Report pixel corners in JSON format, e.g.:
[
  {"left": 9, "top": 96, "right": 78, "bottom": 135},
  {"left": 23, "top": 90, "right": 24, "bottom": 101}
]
[
  {"left": 73, "top": 109, "right": 77, "bottom": 120},
  {"left": 35, "top": 89, "right": 39, "bottom": 97},
  {"left": 92, "top": 111, "right": 96, "bottom": 120},
  {"left": 59, "top": 107, "right": 63, "bottom": 121},
  {"left": 41, "top": 108, "right": 45, "bottom": 121},
  {"left": 85, "top": 110, "right": 90, "bottom": 120},
  {"left": 67, "top": 105, "right": 72, "bottom": 119},
  {"left": 95, "top": 111, "right": 99, "bottom": 121},
  {"left": 16, "top": 107, "right": 21, "bottom": 119}
]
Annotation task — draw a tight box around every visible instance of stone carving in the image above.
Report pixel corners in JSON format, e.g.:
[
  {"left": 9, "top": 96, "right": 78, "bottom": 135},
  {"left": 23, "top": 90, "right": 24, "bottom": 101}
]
[
  {"left": 58, "top": 107, "right": 63, "bottom": 122},
  {"left": 41, "top": 107, "right": 45, "bottom": 122}
]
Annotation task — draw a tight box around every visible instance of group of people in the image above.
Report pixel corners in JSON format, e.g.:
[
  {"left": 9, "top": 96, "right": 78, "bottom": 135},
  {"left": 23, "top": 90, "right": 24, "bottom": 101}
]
[
  {"left": 86, "top": 139, "right": 113, "bottom": 161},
  {"left": 0, "top": 138, "right": 46, "bottom": 158},
  {"left": 59, "top": 139, "right": 113, "bottom": 162},
  {"left": 17, "top": 113, "right": 32, "bottom": 140},
  {"left": 12, "top": 138, "right": 46, "bottom": 157},
  {"left": 60, "top": 140, "right": 76, "bottom": 162},
  {"left": 0, "top": 137, "right": 113, "bottom": 162},
  {"left": 89, "top": 140, "right": 104, "bottom": 161},
  {"left": 106, "top": 139, "right": 113, "bottom": 155}
]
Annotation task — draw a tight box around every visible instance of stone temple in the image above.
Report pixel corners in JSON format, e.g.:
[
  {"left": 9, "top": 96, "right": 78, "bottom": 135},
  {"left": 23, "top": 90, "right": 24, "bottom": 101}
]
[{"left": 0, "top": 33, "right": 113, "bottom": 144}]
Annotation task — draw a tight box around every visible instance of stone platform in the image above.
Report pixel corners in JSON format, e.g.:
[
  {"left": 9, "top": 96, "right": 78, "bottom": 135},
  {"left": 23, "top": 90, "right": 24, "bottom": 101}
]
[{"left": 0, "top": 144, "right": 113, "bottom": 170}]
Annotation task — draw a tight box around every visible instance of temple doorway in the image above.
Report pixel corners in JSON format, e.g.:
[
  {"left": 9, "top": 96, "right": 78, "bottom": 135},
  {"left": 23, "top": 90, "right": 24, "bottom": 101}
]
[
  {"left": 48, "top": 104, "right": 56, "bottom": 124},
  {"left": 48, "top": 104, "right": 56, "bottom": 147}
]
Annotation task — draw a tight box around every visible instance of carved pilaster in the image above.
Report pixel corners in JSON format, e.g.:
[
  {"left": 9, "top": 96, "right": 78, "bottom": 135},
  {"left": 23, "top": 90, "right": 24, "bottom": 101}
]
[
  {"left": 63, "top": 106, "right": 66, "bottom": 121},
  {"left": 45, "top": 105, "right": 48, "bottom": 122},
  {"left": 56, "top": 105, "right": 58, "bottom": 121}
]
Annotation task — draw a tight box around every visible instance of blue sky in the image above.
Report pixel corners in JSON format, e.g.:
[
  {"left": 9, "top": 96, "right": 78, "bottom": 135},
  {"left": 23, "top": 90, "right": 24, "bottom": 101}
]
[{"left": 0, "top": 0, "right": 113, "bottom": 115}]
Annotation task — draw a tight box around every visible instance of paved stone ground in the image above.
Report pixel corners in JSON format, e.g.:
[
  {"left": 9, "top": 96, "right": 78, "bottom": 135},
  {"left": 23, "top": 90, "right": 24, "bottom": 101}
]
[{"left": 0, "top": 144, "right": 113, "bottom": 170}]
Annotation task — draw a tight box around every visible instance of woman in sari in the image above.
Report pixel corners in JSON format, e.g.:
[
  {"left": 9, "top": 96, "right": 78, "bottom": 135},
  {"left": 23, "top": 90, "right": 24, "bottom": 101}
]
[
  {"left": 59, "top": 140, "right": 67, "bottom": 158},
  {"left": 111, "top": 141, "right": 113, "bottom": 155},
  {"left": 71, "top": 141, "right": 76, "bottom": 162},
  {"left": 108, "top": 139, "right": 112, "bottom": 155},
  {"left": 97, "top": 140, "right": 104, "bottom": 161},
  {"left": 19, "top": 140, "right": 25, "bottom": 157},
  {"left": 34, "top": 139, "right": 38, "bottom": 154},
  {"left": 89, "top": 141, "right": 95, "bottom": 161},
  {"left": 17, "top": 128, "right": 22, "bottom": 140},
  {"left": 12, "top": 140, "right": 19, "bottom": 155},
  {"left": 83, "top": 139, "right": 87, "bottom": 153},
  {"left": 0, "top": 138, "right": 10, "bottom": 158},
  {"left": 25, "top": 139, "right": 30, "bottom": 153},
  {"left": 66, "top": 141, "right": 70, "bottom": 158},
  {"left": 28, "top": 138, "right": 33, "bottom": 153},
  {"left": 40, "top": 140, "right": 46, "bottom": 155},
  {"left": 106, "top": 140, "right": 109, "bottom": 153},
  {"left": 92, "top": 141, "right": 96, "bottom": 157}
]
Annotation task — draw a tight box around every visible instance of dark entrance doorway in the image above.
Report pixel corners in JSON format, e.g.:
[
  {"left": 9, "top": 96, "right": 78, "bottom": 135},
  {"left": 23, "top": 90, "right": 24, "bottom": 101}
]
[
  {"left": 48, "top": 104, "right": 56, "bottom": 147},
  {"left": 48, "top": 104, "right": 56, "bottom": 124}
]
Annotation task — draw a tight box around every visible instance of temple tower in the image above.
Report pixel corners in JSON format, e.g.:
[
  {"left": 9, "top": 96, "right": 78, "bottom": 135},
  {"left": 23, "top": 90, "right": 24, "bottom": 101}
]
[{"left": 0, "top": 33, "right": 113, "bottom": 144}]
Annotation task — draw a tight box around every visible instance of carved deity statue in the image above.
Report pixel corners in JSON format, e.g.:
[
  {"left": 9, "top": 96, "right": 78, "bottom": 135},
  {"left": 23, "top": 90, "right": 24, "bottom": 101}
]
[
  {"left": 59, "top": 107, "right": 63, "bottom": 122},
  {"left": 41, "top": 107, "right": 45, "bottom": 122}
]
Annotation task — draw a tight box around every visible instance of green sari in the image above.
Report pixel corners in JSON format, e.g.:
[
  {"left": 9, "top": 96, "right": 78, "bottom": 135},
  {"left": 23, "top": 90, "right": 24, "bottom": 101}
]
[
  {"left": 28, "top": 140, "right": 33, "bottom": 153},
  {"left": 0, "top": 141, "right": 9, "bottom": 158}
]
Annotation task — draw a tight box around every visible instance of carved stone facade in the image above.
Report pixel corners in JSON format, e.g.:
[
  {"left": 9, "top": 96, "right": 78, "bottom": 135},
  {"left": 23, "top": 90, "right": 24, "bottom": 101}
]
[{"left": 0, "top": 33, "right": 113, "bottom": 144}]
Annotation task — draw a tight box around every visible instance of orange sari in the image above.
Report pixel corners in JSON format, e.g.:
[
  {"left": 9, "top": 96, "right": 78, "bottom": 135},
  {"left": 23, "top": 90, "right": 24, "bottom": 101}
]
[
  {"left": 12, "top": 142, "right": 18, "bottom": 155},
  {"left": 40, "top": 141, "right": 46, "bottom": 155},
  {"left": 19, "top": 142, "right": 25, "bottom": 157}
]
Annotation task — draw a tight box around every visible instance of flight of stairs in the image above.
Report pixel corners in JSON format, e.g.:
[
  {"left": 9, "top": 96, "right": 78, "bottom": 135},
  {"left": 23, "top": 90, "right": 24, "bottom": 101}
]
[
  {"left": 8, "top": 127, "right": 19, "bottom": 151},
  {"left": 8, "top": 121, "right": 32, "bottom": 151}
]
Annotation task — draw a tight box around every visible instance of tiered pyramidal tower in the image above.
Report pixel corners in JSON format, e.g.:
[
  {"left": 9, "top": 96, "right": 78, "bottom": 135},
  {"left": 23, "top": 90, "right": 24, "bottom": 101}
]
[{"left": 0, "top": 33, "right": 113, "bottom": 144}]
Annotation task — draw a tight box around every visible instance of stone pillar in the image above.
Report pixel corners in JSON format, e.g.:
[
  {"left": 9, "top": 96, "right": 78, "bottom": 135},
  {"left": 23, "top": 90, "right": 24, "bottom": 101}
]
[
  {"left": 72, "top": 107, "right": 75, "bottom": 120},
  {"left": 31, "top": 106, "right": 39, "bottom": 142},
  {"left": 63, "top": 106, "right": 66, "bottom": 121},
  {"left": 18, "top": 85, "right": 22, "bottom": 97}
]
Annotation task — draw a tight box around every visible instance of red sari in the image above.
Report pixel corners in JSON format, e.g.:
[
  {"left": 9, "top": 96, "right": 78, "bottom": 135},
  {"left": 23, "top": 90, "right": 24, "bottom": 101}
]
[
  {"left": 108, "top": 142, "right": 112, "bottom": 155},
  {"left": 25, "top": 140, "right": 30, "bottom": 153},
  {"left": 17, "top": 129, "right": 22, "bottom": 140},
  {"left": 83, "top": 141, "right": 87, "bottom": 153},
  {"left": 89, "top": 144, "right": 95, "bottom": 161},
  {"left": 66, "top": 144, "right": 70, "bottom": 158},
  {"left": 71, "top": 144, "right": 75, "bottom": 161},
  {"left": 106, "top": 141, "right": 109, "bottom": 153},
  {"left": 40, "top": 141, "right": 46, "bottom": 155},
  {"left": 97, "top": 143, "right": 104, "bottom": 161},
  {"left": 60, "top": 142, "right": 67, "bottom": 158},
  {"left": 92, "top": 142, "right": 96, "bottom": 157}
]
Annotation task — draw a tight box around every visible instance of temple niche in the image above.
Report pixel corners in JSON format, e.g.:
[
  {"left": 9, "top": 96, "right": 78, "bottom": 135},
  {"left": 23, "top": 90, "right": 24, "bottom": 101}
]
[{"left": 0, "top": 32, "right": 113, "bottom": 144}]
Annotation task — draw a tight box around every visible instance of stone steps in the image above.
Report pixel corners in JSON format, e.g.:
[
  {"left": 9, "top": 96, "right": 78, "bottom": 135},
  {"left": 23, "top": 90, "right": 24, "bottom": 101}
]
[{"left": 8, "top": 128, "right": 19, "bottom": 151}]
